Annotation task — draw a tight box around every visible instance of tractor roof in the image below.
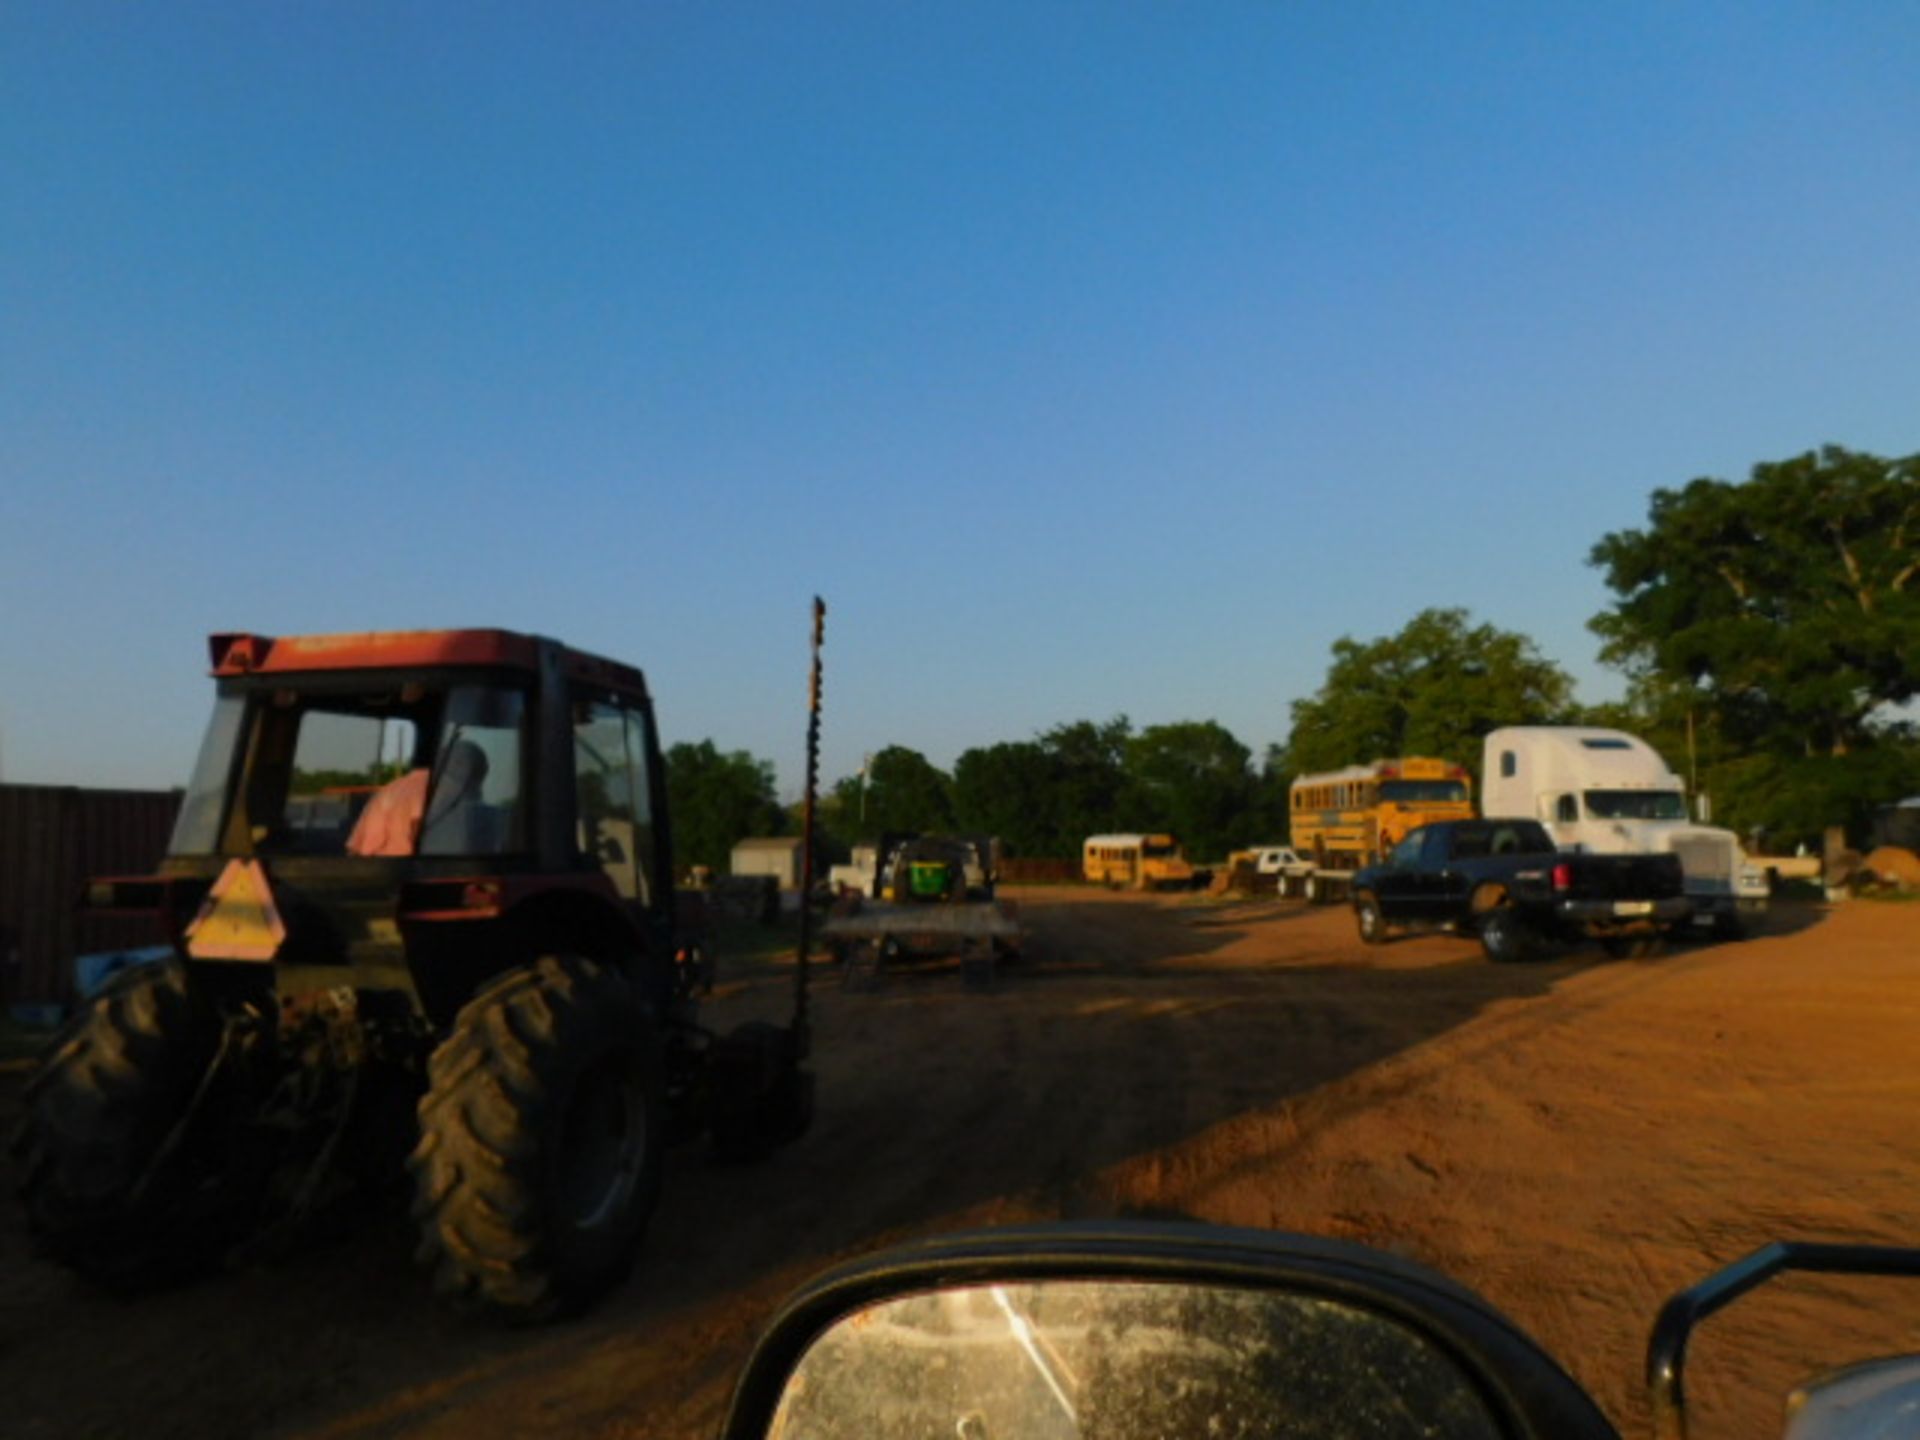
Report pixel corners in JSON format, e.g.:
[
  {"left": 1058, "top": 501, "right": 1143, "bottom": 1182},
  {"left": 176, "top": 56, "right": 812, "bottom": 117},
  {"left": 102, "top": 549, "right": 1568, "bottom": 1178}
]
[{"left": 208, "top": 629, "right": 645, "bottom": 693}]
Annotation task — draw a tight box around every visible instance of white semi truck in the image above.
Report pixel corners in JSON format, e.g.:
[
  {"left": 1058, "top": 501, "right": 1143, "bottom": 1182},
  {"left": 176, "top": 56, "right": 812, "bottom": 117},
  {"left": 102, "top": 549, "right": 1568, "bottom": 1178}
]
[{"left": 1481, "top": 726, "right": 1768, "bottom": 938}]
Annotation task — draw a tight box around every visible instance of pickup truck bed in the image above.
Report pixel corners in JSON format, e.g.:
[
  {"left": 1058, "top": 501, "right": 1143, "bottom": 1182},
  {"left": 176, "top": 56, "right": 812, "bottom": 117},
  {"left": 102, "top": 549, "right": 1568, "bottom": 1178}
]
[{"left": 1350, "top": 819, "right": 1689, "bottom": 962}]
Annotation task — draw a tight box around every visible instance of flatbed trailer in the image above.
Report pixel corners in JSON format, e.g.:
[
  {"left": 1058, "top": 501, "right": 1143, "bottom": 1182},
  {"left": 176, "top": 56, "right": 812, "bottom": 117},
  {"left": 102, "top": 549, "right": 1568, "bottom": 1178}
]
[
  {"left": 1272, "top": 862, "right": 1362, "bottom": 903},
  {"left": 822, "top": 897, "right": 1023, "bottom": 990}
]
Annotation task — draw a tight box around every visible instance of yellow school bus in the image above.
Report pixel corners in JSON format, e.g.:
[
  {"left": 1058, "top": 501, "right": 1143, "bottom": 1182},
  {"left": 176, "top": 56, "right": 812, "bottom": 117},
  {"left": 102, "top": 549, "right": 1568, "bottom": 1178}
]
[
  {"left": 1082, "top": 833, "right": 1196, "bottom": 890},
  {"left": 1289, "top": 757, "right": 1474, "bottom": 867}
]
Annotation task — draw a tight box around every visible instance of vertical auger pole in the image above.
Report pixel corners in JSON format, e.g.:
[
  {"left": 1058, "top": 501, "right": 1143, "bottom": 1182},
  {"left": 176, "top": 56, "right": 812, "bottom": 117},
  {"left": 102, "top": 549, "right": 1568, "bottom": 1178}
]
[{"left": 793, "top": 596, "right": 826, "bottom": 1058}]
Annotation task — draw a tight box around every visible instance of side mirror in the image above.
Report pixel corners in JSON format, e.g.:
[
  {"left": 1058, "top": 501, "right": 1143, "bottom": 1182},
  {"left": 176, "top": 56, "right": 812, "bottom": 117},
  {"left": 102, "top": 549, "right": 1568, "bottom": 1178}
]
[
  {"left": 721, "top": 1223, "right": 1617, "bottom": 1440},
  {"left": 764, "top": 1277, "right": 1501, "bottom": 1439},
  {"left": 1647, "top": 1240, "right": 1920, "bottom": 1440}
]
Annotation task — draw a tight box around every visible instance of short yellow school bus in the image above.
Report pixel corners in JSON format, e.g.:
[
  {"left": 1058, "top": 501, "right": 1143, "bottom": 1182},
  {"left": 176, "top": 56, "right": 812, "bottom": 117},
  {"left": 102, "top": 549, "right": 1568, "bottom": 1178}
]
[
  {"left": 1289, "top": 757, "right": 1474, "bottom": 868},
  {"left": 1082, "top": 833, "right": 1196, "bottom": 890}
]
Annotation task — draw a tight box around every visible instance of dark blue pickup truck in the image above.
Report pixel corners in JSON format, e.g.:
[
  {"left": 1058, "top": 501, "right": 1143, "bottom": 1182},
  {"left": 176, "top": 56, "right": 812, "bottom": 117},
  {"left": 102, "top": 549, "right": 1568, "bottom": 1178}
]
[{"left": 1350, "top": 819, "right": 1689, "bottom": 961}]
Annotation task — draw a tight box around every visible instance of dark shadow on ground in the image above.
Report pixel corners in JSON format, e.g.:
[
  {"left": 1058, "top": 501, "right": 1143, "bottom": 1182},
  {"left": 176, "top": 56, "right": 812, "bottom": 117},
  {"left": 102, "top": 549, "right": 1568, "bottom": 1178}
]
[{"left": 0, "top": 888, "right": 1844, "bottom": 1440}]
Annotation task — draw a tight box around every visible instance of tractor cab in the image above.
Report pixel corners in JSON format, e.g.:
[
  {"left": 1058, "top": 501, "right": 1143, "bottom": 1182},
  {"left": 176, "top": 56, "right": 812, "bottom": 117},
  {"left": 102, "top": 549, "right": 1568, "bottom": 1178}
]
[{"left": 130, "top": 629, "right": 686, "bottom": 1023}]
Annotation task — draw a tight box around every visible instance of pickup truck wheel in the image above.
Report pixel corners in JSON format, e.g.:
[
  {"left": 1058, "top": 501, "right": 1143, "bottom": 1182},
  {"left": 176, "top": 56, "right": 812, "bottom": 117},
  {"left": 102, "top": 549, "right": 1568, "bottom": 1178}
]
[
  {"left": 1303, "top": 874, "right": 1320, "bottom": 904},
  {"left": 1355, "top": 894, "right": 1387, "bottom": 945},
  {"left": 1479, "top": 907, "right": 1536, "bottom": 964}
]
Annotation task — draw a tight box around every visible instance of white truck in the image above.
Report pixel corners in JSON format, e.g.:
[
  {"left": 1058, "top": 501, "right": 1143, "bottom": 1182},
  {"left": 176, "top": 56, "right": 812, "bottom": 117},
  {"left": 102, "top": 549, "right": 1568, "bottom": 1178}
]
[
  {"left": 1481, "top": 726, "right": 1768, "bottom": 938},
  {"left": 827, "top": 843, "right": 880, "bottom": 898}
]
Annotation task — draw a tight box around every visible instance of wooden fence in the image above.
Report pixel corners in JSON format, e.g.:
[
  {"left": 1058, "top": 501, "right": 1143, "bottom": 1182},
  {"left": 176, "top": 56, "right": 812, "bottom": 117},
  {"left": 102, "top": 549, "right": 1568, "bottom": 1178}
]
[
  {"left": 0, "top": 784, "right": 181, "bottom": 1009},
  {"left": 996, "top": 857, "right": 1083, "bottom": 884}
]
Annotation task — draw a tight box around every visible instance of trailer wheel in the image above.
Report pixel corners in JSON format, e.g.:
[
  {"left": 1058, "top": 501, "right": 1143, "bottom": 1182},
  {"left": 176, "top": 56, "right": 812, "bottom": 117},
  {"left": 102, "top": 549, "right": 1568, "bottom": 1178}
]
[
  {"left": 13, "top": 960, "right": 253, "bottom": 1290},
  {"left": 710, "top": 1021, "right": 813, "bottom": 1163},
  {"left": 1479, "top": 907, "right": 1537, "bottom": 964},
  {"left": 841, "top": 941, "right": 883, "bottom": 990},
  {"left": 1354, "top": 893, "right": 1387, "bottom": 945},
  {"left": 410, "top": 955, "right": 664, "bottom": 1323}
]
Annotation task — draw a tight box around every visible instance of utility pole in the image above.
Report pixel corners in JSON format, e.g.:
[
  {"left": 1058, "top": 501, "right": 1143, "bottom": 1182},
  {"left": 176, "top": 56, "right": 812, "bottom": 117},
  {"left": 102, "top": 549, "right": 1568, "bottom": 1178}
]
[{"left": 1686, "top": 708, "right": 1698, "bottom": 817}]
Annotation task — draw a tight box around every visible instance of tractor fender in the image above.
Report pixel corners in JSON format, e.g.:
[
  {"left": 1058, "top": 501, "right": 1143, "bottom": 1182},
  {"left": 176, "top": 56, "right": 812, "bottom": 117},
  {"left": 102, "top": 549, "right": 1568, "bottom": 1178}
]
[{"left": 408, "top": 884, "right": 661, "bottom": 1030}]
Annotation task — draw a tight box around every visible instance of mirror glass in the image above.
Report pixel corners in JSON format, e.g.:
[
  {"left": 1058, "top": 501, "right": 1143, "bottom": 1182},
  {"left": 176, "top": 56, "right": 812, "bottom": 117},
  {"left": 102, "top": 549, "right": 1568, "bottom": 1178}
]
[{"left": 768, "top": 1279, "right": 1501, "bottom": 1440}]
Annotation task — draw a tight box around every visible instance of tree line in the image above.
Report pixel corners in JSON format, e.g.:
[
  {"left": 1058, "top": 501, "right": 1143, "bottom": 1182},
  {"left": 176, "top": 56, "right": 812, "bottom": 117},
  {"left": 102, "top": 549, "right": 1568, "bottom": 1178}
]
[{"left": 668, "top": 445, "right": 1919, "bottom": 869}]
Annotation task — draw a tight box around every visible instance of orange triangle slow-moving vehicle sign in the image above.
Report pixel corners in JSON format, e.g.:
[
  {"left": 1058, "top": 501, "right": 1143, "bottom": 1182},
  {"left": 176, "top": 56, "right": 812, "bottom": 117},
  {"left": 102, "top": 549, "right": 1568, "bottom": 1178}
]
[{"left": 185, "top": 858, "right": 288, "bottom": 962}]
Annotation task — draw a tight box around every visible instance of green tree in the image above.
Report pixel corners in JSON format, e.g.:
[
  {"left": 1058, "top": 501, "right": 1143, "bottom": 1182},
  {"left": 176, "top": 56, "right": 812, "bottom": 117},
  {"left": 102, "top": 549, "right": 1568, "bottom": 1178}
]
[
  {"left": 1122, "top": 721, "right": 1262, "bottom": 861},
  {"left": 1588, "top": 446, "right": 1920, "bottom": 843},
  {"left": 1283, "top": 609, "right": 1575, "bottom": 777},
  {"left": 1255, "top": 745, "right": 1294, "bottom": 844},
  {"left": 664, "top": 740, "right": 785, "bottom": 874},
  {"left": 949, "top": 717, "right": 1135, "bottom": 857},
  {"left": 1589, "top": 445, "right": 1919, "bottom": 757},
  {"left": 831, "top": 745, "right": 953, "bottom": 838},
  {"left": 952, "top": 740, "right": 1058, "bottom": 856},
  {"left": 1036, "top": 717, "right": 1134, "bottom": 853}
]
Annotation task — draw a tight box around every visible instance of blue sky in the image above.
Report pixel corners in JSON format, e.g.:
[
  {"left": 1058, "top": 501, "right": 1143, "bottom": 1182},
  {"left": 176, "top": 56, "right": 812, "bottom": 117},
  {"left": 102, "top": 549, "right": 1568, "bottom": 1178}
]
[{"left": 3, "top": 3, "right": 1916, "bottom": 796}]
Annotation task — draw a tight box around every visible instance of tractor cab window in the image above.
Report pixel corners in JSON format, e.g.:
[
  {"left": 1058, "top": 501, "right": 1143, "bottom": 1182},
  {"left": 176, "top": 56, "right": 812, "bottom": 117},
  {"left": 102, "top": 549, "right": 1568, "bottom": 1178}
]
[
  {"left": 418, "top": 686, "right": 527, "bottom": 856},
  {"left": 213, "top": 683, "right": 531, "bottom": 858},
  {"left": 623, "top": 706, "right": 662, "bottom": 905},
  {"left": 573, "top": 697, "right": 654, "bottom": 906},
  {"left": 280, "top": 707, "right": 420, "bottom": 854},
  {"left": 169, "top": 693, "right": 248, "bottom": 855}
]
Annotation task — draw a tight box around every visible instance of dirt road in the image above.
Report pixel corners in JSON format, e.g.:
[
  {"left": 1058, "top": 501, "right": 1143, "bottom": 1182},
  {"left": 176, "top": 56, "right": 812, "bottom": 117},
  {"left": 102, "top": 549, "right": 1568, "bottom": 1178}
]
[{"left": 2, "top": 891, "right": 1916, "bottom": 1438}]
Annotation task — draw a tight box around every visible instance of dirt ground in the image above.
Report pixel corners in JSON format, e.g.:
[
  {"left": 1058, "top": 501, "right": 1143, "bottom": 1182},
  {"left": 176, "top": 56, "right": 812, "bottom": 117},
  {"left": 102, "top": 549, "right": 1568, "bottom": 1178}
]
[{"left": 2, "top": 889, "right": 1916, "bottom": 1439}]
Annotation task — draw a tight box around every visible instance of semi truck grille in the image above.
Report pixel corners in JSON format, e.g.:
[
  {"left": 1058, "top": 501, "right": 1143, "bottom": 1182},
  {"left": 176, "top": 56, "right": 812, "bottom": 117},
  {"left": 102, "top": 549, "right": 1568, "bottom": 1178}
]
[{"left": 1669, "top": 834, "right": 1734, "bottom": 884}]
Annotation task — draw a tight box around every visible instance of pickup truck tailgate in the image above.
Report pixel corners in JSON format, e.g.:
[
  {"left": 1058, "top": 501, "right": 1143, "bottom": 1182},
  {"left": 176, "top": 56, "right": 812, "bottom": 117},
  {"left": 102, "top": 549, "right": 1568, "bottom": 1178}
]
[{"left": 1573, "top": 853, "right": 1684, "bottom": 900}]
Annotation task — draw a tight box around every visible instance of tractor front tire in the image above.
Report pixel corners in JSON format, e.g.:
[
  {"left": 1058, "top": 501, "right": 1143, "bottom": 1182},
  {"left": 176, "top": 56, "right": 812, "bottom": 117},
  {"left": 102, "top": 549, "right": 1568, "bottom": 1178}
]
[
  {"left": 13, "top": 960, "right": 244, "bottom": 1290},
  {"left": 410, "top": 956, "right": 665, "bottom": 1323}
]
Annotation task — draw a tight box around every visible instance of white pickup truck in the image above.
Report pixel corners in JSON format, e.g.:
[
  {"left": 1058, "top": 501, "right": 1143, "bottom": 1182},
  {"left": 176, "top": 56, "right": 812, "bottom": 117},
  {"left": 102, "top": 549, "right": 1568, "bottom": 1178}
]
[
  {"left": 1481, "top": 726, "right": 1768, "bottom": 938},
  {"left": 1250, "top": 846, "right": 1316, "bottom": 896}
]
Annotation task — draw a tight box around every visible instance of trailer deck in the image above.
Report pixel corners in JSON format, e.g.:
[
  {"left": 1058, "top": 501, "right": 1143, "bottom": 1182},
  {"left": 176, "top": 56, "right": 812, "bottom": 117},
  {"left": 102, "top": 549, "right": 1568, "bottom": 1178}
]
[{"left": 822, "top": 897, "right": 1023, "bottom": 989}]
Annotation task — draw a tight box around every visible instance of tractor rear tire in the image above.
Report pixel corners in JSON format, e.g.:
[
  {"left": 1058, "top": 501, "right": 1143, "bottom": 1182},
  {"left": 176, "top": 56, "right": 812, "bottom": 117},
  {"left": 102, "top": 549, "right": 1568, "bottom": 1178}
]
[
  {"left": 409, "top": 956, "right": 665, "bottom": 1323},
  {"left": 13, "top": 960, "right": 247, "bottom": 1291}
]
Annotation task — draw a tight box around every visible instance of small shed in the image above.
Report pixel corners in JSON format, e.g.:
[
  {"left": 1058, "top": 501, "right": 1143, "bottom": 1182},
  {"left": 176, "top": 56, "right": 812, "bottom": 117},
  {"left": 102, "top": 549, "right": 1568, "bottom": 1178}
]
[{"left": 730, "top": 835, "right": 805, "bottom": 890}]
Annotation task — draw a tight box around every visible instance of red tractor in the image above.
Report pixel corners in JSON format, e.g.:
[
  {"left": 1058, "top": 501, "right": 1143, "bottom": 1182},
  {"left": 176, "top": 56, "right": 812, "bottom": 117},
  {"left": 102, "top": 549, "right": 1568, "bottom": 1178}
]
[{"left": 15, "top": 629, "right": 812, "bottom": 1320}]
